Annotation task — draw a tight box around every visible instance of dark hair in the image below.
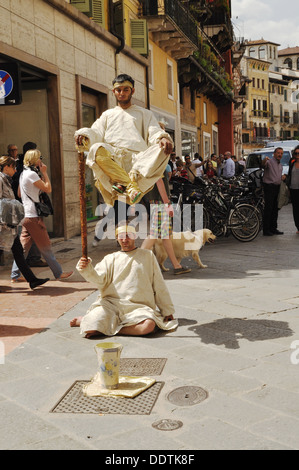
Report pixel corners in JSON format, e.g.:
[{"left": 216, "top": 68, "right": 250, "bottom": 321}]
[
  {"left": 293, "top": 145, "right": 299, "bottom": 156},
  {"left": 23, "top": 141, "right": 37, "bottom": 154},
  {"left": 112, "top": 74, "right": 135, "bottom": 88}
]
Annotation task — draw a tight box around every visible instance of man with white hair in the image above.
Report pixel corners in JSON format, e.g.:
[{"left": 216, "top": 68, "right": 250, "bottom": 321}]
[
  {"left": 222, "top": 151, "right": 235, "bottom": 179},
  {"left": 75, "top": 74, "right": 173, "bottom": 206},
  {"left": 70, "top": 224, "right": 178, "bottom": 338}
]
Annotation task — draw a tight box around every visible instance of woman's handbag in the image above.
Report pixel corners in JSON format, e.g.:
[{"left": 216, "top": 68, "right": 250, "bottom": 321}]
[
  {"left": 35, "top": 192, "right": 53, "bottom": 217},
  {"left": 0, "top": 198, "right": 24, "bottom": 226},
  {"left": 23, "top": 190, "right": 54, "bottom": 217}
]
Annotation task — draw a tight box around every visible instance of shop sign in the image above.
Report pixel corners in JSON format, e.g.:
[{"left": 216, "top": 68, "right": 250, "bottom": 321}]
[{"left": 0, "top": 62, "right": 22, "bottom": 106}]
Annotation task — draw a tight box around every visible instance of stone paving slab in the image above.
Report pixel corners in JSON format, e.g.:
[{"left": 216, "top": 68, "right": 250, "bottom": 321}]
[{"left": 1, "top": 205, "right": 299, "bottom": 450}]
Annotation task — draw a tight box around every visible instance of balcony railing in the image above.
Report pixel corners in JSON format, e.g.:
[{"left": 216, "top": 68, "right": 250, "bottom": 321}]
[{"left": 142, "top": 0, "right": 198, "bottom": 48}]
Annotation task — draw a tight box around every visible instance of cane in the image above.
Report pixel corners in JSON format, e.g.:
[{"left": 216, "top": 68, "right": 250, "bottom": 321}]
[{"left": 78, "top": 151, "right": 88, "bottom": 260}]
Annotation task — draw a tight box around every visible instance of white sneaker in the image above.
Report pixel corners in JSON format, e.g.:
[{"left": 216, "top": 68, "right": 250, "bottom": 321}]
[{"left": 92, "top": 239, "right": 99, "bottom": 247}]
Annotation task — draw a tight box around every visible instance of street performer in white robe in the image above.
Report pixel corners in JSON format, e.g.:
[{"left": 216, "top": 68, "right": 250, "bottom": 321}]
[
  {"left": 70, "top": 224, "right": 178, "bottom": 338},
  {"left": 74, "top": 74, "right": 173, "bottom": 206}
]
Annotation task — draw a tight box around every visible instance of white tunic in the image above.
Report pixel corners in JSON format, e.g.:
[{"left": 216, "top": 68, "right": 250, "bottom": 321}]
[
  {"left": 75, "top": 105, "right": 172, "bottom": 204},
  {"left": 77, "top": 248, "right": 178, "bottom": 336}
]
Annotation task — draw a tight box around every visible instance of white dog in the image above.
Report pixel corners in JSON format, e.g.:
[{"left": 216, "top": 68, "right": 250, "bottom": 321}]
[{"left": 153, "top": 228, "right": 216, "bottom": 272}]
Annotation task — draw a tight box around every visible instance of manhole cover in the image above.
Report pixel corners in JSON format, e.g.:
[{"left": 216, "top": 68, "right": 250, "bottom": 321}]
[
  {"left": 51, "top": 380, "right": 164, "bottom": 415},
  {"left": 152, "top": 419, "right": 183, "bottom": 431},
  {"left": 167, "top": 386, "right": 208, "bottom": 406},
  {"left": 120, "top": 358, "right": 167, "bottom": 376}
]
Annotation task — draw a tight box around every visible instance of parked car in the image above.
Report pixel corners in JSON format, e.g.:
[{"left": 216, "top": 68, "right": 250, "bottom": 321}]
[{"left": 246, "top": 147, "right": 292, "bottom": 175}]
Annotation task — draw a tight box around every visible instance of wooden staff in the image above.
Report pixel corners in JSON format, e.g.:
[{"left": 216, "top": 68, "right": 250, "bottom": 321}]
[{"left": 78, "top": 151, "right": 88, "bottom": 260}]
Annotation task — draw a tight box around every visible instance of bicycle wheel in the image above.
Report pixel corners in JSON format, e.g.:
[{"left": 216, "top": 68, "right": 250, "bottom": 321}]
[{"left": 229, "top": 203, "right": 260, "bottom": 242}]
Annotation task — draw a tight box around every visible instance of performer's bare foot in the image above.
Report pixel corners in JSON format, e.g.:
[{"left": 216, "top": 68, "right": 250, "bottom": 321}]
[
  {"left": 70, "top": 316, "right": 82, "bottom": 327},
  {"left": 70, "top": 317, "right": 100, "bottom": 338}
]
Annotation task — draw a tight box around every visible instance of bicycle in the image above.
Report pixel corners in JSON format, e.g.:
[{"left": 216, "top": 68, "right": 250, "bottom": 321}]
[{"left": 171, "top": 176, "right": 261, "bottom": 242}]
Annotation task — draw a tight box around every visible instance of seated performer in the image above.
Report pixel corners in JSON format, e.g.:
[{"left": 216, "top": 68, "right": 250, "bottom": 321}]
[
  {"left": 70, "top": 224, "right": 178, "bottom": 338},
  {"left": 74, "top": 74, "right": 173, "bottom": 206}
]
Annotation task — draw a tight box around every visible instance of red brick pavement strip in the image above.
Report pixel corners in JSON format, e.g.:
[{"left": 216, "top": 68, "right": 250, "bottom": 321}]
[
  {"left": 0, "top": 276, "right": 96, "bottom": 355},
  {"left": 0, "top": 233, "right": 117, "bottom": 357}
]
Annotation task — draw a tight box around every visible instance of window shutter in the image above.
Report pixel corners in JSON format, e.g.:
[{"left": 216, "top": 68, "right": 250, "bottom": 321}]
[
  {"left": 113, "top": 0, "right": 124, "bottom": 38},
  {"left": 70, "top": 0, "right": 91, "bottom": 14},
  {"left": 130, "top": 19, "right": 148, "bottom": 55},
  {"left": 91, "top": 0, "right": 105, "bottom": 26}
]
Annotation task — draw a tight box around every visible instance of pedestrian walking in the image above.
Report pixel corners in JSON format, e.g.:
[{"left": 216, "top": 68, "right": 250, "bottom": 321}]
[{"left": 262, "top": 147, "right": 286, "bottom": 236}]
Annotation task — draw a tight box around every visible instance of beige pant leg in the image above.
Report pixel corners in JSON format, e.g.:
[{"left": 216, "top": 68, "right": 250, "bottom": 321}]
[
  {"left": 95, "top": 147, "right": 142, "bottom": 204},
  {"left": 95, "top": 147, "right": 131, "bottom": 186}
]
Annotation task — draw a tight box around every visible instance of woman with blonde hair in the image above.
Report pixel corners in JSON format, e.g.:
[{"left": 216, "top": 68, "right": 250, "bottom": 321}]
[
  {"left": 11, "top": 149, "right": 73, "bottom": 281},
  {"left": 0, "top": 156, "right": 49, "bottom": 289}
]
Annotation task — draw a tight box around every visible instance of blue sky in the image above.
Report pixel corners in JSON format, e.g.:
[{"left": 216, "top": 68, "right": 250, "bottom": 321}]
[{"left": 231, "top": 0, "right": 299, "bottom": 50}]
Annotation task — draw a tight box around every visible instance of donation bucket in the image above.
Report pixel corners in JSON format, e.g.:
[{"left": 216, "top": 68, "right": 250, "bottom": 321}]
[{"left": 94, "top": 342, "right": 123, "bottom": 389}]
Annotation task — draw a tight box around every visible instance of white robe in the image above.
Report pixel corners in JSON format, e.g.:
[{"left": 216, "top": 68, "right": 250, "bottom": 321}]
[
  {"left": 74, "top": 105, "right": 172, "bottom": 204},
  {"left": 77, "top": 248, "right": 178, "bottom": 336}
]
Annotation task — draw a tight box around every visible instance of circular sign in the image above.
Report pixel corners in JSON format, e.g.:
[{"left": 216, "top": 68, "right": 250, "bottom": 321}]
[{"left": 0, "top": 70, "right": 13, "bottom": 99}]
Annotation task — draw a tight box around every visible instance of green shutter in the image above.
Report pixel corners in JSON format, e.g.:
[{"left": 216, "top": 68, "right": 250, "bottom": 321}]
[
  {"left": 113, "top": 1, "right": 124, "bottom": 38},
  {"left": 130, "top": 19, "right": 148, "bottom": 55},
  {"left": 70, "top": 0, "right": 91, "bottom": 14},
  {"left": 91, "top": 0, "right": 105, "bottom": 27}
]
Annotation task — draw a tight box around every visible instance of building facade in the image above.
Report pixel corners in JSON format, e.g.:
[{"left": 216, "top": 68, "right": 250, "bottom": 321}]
[
  {"left": 0, "top": 0, "right": 238, "bottom": 239},
  {"left": 240, "top": 40, "right": 299, "bottom": 153}
]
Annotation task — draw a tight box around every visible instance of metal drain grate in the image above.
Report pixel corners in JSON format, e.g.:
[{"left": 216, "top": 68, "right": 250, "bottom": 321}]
[
  {"left": 51, "top": 380, "right": 164, "bottom": 415},
  {"left": 119, "top": 358, "right": 167, "bottom": 376}
]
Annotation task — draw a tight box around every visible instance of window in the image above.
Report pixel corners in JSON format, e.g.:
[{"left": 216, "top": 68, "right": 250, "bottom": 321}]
[
  {"left": 190, "top": 88, "right": 195, "bottom": 111},
  {"left": 258, "top": 46, "right": 266, "bottom": 59},
  {"left": 297, "top": 58, "right": 299, "bottom": 70},
  {"left": 284, "top": 89, "right": 288, "bottom": 101},
  {"left": 167, "top": 59, "right": 174, "bottom": 99},
  {"left": 179, "top": 83, "right": 184, "bottom": 106},
  {"left": 257, "top": 78, "right": 260, "bottom": 88},
  {"left": 284, "top": 58, "right": 293, "bottom": 69},
  {"left": 262, "top": 79, "right": 265, "bottom": 89},
  {"left": 70, "top": 0, "right": 105, "bottom": 26},
  {"left": 270, "top": 103, "right": 274, "bottom": 121},
  {"left": 252, "top": 77, "right": 255, "bottom": 88},
  {"left": 130, "top": 19, "right": 148, "bottom": 55},
  {"left": 249, "top": 47, "right": 255, "bottom": 57},
  {"left": 253, "top": 98, "right": 256, "bottom": 116},
  {"left": 284, "top": 111, "right": 290, "bottom": 123},
  {"left": 203, "top": 102, "right": 207, "bottom": 124}
]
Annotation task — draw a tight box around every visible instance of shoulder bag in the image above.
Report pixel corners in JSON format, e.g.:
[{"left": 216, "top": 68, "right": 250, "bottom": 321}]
[{"left": 23, "top": 189, "right": 53, "bottom": 217}]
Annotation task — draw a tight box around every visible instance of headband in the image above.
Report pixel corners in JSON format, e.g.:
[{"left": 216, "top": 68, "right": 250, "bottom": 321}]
[
  {"left": 112, "top": 80, "right": 134, "bottom": 90},
  {"left": 115, "top": 225, "right": 136, "bottom": 236}
]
